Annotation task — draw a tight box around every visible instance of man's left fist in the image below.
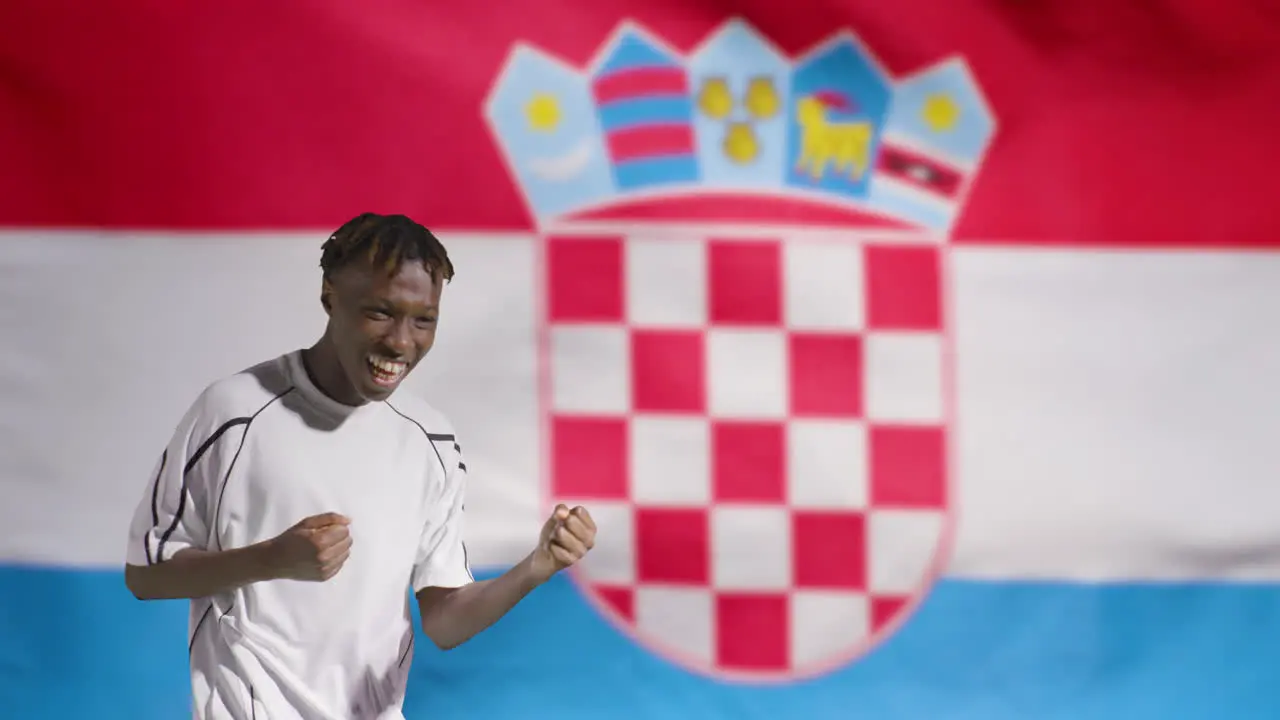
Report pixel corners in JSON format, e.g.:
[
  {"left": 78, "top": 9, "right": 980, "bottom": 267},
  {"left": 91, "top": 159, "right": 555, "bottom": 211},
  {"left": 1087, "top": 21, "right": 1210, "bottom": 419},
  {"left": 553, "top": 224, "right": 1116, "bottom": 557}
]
[{"left": 531, "top": 504, "right": 596, "bottom": 581}]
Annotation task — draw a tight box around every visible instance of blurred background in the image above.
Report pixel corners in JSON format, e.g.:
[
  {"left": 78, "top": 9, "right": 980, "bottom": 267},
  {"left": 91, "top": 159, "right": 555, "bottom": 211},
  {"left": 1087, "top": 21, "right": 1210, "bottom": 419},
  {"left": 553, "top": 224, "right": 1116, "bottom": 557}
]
[{"left": 4, "top": 0, "right": 1280, "bottom": 718}]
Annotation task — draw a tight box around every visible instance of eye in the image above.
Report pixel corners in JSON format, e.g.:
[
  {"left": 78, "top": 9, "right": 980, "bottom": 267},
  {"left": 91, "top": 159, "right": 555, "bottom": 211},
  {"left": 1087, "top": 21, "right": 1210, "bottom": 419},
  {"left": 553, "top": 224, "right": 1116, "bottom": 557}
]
[
  {"left": 364, "top": 309, "right": 392, "bottom": 321},
  {"left": 415, "top": 316, "right": 438, "bottom": 329}
]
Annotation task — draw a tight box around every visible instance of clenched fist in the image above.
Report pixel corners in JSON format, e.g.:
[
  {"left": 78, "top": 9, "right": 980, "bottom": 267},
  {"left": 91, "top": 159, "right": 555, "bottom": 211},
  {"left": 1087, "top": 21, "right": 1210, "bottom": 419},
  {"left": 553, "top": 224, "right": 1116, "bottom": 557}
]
[
  {"left": 529, "top": 504, "right": 596, "bottom": 582},
  {"left": 264, "top": 512, "right": 353, "bottom": 581}
]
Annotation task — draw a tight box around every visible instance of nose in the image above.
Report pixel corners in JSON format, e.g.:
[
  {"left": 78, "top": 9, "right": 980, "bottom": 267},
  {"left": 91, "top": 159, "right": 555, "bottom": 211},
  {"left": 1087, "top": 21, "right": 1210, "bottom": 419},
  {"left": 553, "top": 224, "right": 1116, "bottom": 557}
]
[{"left": 383, "top": 320, "right": 414, "bottom": 356}]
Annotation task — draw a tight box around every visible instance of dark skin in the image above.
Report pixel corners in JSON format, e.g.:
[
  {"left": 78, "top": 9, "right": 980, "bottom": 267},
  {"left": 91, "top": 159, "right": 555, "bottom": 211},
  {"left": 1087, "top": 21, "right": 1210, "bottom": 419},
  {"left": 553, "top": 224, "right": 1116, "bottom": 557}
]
[
  {"left": 125, "top": 256, "right": 596, "bottom": 651},
  {"left": 302, "top": 257, "right": 443, "bottom": 407}
]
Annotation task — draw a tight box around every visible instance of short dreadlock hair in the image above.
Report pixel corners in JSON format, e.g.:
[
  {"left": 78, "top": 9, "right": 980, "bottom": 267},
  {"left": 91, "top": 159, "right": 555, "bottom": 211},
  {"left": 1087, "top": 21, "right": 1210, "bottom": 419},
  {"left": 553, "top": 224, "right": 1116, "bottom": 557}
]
[{"left": 319, "top": 212, "right": 455, "bottom": 283}]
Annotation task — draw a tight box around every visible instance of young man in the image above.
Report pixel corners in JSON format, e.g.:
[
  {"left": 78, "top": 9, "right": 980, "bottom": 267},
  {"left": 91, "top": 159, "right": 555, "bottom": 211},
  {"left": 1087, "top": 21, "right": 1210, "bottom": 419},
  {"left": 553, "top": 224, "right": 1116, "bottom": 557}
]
[{"left": 124, "top": 213, "right": 596, "bottom": 720}]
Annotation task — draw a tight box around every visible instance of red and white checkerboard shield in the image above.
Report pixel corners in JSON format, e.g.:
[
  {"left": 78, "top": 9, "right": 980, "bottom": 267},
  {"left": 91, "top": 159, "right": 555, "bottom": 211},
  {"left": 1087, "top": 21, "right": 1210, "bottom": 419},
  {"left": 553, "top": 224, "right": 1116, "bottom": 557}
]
[{"left": 539, "top": 211, "right": 954, "bottom": 681}]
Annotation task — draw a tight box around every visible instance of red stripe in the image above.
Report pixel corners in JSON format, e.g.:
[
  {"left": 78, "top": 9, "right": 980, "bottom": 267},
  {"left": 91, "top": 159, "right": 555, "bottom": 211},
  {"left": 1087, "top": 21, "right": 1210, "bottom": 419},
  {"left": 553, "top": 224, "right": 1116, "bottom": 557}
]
[
  {"left": 0, "top": 0, "right": 1278, "bottom": 249},
  {"left": 592, "top": 67, "right": 688, "bottom": 104},
  {"left": 606, "top": 125, "right": 695, "bottom": 163}
]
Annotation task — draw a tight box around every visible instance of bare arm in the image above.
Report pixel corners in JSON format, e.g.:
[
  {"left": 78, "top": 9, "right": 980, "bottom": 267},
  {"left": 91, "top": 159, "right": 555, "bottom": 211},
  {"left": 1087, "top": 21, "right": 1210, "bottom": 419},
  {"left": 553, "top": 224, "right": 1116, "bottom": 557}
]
[
  {"left": 416, "top": 505, "right": 597, "bottom": 650},
  {"left": 416, "top": 553, "right": 544, "bottom": 650},
  {"left": 125, "top": 512, "right": 353, "bottom": 601},
  {"left": 124, "top": 544, "right": 275, "bottom": 600}
]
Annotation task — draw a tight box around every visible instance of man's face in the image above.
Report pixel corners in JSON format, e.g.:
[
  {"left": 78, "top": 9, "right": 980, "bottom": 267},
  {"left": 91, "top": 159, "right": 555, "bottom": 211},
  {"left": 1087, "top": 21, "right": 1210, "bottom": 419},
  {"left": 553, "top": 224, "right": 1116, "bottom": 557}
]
[{"left": 322, "top": 258, "right": 443, "bottom": 403}]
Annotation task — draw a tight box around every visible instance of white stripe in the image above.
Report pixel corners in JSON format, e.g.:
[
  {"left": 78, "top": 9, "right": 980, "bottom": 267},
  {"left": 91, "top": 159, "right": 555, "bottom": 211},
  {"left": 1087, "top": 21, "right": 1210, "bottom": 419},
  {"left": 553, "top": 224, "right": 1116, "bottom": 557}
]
[
  {"left": 0, "top": 231, "right": 541, "bottom": 568},
  {"left": 949, "top": 248, "right": 1280, "bottom": 581},
  {"left": 2, "top": 232, "right": 1279, "bottom": 582}
]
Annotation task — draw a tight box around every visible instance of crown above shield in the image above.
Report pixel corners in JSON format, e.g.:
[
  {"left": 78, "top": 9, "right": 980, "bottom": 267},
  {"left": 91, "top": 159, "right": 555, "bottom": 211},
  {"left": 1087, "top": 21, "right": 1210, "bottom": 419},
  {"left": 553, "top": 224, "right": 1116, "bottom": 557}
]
[{"left": 483, "top": 18, "right": 996, "bottom": 235}]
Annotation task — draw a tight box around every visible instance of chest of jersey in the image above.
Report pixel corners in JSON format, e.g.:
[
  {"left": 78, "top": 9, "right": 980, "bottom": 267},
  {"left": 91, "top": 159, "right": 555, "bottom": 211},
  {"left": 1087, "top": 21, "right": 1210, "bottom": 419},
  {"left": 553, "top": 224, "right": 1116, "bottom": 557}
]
[{"left": 213, "top": 403, "right": 441, "bottom": 576}]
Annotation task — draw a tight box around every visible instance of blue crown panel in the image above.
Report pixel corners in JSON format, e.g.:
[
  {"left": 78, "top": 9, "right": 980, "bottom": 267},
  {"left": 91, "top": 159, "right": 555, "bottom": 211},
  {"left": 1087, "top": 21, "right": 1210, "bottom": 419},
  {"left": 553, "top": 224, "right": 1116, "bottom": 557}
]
[
  {"left": 784, "top": 39, "right": 892, "bottom": 201},
  {"left": 485, "top": 46, "right": 617, "bottom": 221},
  {"left": 687, "top": 20, "right": 791, "bottom": 191}
]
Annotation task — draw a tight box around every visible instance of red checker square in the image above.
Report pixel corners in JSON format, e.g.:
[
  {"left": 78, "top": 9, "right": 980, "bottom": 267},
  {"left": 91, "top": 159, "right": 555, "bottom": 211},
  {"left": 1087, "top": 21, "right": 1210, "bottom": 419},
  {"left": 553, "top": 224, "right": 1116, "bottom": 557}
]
[
  {"left": 711, "top": 421, "right": 786, "bottom": 502},
  {"left": 550, "top": 416, "right": 628, "bottom": 500},
  {"left": 594, "top": 585, "right": 635, "bottom": 622},
  {"left": 631, "top": 330, "right": 704, "bottom": 412},
  {"left": 871, "top": 595, "right": 908, "bottom": 633},
  {"left": 716, "top": 593, "right": 789, "bottom": 671},
  {"left": 869, "top": 426, "right": 946, "bottom": 508},
  {"left": 789, "top": 334, "right": 863, "bottom": 417},
  {"left": 791, "top": 511, "right": 866, "bottom": 589},
  {"left": 865, "top": 245, "right": 941, "bottom": 331},
  {"left": 547, "top": 236, "right": 625, "bottom": 322},
  {"left": 636, "top": 508, "right": 709, "bottom": 584},
  {"left": 708, "top": 240, "right": 782, "bottom": 325}
]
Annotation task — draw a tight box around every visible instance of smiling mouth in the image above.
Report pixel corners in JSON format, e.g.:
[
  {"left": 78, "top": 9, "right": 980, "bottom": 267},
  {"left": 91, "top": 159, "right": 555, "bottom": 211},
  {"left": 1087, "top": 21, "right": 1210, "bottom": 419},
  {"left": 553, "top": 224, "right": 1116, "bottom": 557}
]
[{"left": 366, "top": 356, "right": 408, "bottom": 387}]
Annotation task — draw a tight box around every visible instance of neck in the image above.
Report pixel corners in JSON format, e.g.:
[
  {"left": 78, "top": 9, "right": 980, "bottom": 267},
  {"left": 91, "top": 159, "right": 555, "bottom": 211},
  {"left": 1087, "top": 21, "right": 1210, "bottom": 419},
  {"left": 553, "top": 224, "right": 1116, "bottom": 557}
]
[{"left": 301, "top": 337, "right": 365, "bottom": 407}]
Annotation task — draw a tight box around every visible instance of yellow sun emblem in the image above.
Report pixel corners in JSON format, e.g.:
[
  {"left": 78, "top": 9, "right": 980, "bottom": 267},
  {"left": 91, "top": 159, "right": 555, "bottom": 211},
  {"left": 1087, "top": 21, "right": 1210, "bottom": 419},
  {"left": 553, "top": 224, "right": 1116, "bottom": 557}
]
[
  {"left": 525, "top": 93, "right": 561, "bottom": 132},
  {"left": 921, "top": 93, "right": 959, "bottom": 132}
]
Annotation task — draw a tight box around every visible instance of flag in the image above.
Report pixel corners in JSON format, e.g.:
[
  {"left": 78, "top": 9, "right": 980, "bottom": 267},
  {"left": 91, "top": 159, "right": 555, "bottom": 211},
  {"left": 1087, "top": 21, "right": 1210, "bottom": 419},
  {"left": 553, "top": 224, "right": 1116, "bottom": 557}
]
[{"left": 2, "top": 1, "right": 1280, "bottom": 718}]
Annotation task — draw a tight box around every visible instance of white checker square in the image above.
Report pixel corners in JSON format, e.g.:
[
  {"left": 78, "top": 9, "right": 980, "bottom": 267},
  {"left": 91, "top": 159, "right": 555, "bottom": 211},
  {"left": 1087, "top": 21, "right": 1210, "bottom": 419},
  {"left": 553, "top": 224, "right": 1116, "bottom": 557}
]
[
  {"left": 553, "top": 499, "right": 633, "bottom": 585},
  {"left": 789, "top": 590, "right": 870, "bottom": 667},
  {"left": 634, "top": 586, "right": 714, "bottom": 664},
  {"left": 630, "top": 416, "right": 710, "bottom": 505},
  {"left": 549, "top": 326, "right": 629, "bottom": 414},
  {"left": 867, "top": 509, "right": 946, "bottom": 595},
  {"left": 706, "top": 329, "right": 787, "bottom": 418},
  {"left": 864, "top": 331, "right": 944, "bottom": 423},
  {"left": 711, "top": 506, "right": 791, "bottom": 590},
  {"left": 626, "top": 237, "right": 706, "bottom": 327},
  {"left": 784, "top": 242, "right": 864, "bottom": 330},
  {"left": 787, "top": 420, "right": 869, "bottom": 509}
]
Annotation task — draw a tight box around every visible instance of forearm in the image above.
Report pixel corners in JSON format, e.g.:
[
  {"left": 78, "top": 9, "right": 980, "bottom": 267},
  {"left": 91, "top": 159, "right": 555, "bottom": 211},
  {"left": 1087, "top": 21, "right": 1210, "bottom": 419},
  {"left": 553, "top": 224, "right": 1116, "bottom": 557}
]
[
  {"left": 418, "top": 554, "right": 545, "bottom": 650},
  {"left": 124, "top": 544, "right": 276, "bottom": 600}
]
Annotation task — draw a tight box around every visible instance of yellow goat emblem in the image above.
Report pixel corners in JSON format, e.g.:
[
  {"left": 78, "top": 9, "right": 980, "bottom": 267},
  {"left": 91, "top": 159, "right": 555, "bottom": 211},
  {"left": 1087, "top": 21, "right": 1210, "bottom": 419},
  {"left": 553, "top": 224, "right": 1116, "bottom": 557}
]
[{"left": 794, "top": 95, "right": 874, "bottom": 181}]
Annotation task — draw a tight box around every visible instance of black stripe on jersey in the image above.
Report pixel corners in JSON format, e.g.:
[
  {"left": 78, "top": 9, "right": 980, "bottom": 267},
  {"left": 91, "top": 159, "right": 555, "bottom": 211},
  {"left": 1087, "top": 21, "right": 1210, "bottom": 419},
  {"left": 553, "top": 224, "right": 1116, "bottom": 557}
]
[
  {"left": 211, "top": 387, "right": 295, "bottom": 551},
  {"left": 143, "top": 449, "right": 169, "bottom": 565},
  {"left": 385, "top": 402, "right": 474, "bottom": 580},
  {"left": 453, "top": 442, "right": 466, "bottom": 472},
  {"left": 398, "top": 634, "right": 414, "bottom": 668},
  {"left": 189, "top": 602, "right": 213, "bottom": 654},
  {"left": 385, "top": 403, "right": 452, "bottom": 476},
  {"left": 153, "top": 417, "right": 250, "bottom": 564},
  {"left": 152, "top": 387, "right": 295, "bottom": 564}
]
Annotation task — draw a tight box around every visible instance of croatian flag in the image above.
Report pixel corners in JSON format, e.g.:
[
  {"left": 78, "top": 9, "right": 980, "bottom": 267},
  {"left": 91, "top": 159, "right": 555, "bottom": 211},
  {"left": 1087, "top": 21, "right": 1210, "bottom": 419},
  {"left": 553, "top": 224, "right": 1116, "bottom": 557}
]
[{"left": 3, "top": 1, "right": 1280, "bottom": 718}]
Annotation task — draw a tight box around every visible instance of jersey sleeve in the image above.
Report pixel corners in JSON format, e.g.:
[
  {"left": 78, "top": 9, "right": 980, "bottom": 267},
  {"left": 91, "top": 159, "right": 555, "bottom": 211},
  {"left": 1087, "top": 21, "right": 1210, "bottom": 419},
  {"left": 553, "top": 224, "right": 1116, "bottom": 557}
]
[
  {"left": 124, "top": 393, "right": 233, "bottom": 567},
  {"left": 411, "top": 435, "right": 473, "bottom": 592}
]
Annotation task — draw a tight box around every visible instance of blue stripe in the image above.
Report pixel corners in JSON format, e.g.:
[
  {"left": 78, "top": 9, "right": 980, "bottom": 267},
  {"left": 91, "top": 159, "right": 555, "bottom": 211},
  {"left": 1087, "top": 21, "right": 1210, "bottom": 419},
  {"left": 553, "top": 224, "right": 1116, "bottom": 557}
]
[
  {"left": 4, "top": 565, "right": 1280, "bottom": 719},
  {"left": 596, "top": 96, "right": 692, "bottom": 133},
  {"left": 613, "top": 155, "right": 699, "bottom": 190}
]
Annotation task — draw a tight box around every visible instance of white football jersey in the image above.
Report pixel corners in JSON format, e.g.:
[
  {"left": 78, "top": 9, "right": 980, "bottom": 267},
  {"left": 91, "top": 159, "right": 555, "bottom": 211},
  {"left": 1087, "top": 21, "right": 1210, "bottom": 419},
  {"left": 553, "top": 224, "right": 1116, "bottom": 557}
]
[{"left": 126, "top": 350, "right": 472, "bottom": 719}]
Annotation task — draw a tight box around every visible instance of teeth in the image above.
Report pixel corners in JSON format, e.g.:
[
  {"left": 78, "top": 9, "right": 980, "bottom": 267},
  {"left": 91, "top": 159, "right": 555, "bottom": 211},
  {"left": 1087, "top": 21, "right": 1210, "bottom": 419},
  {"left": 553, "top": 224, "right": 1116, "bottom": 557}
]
[{"left": 368, "top": 357, "right": 407, "bottom": 377}]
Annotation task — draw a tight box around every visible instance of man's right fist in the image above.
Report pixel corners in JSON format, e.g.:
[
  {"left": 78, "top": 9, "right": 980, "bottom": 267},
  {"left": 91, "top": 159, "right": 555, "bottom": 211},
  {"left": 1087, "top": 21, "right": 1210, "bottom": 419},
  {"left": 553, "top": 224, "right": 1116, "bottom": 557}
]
[{"left": 264, "top": 512, "right": 352, "bottom": 582}]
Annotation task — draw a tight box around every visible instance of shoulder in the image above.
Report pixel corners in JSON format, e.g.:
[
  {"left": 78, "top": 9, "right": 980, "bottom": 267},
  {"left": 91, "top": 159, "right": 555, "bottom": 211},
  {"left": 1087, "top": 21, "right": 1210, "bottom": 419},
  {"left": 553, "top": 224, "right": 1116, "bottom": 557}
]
[
  {"left": 186, "top": 355, "right": 296, "bottom": 427},
  {"left": 383, "top": 391, "right": 458, "bottom": 441}
]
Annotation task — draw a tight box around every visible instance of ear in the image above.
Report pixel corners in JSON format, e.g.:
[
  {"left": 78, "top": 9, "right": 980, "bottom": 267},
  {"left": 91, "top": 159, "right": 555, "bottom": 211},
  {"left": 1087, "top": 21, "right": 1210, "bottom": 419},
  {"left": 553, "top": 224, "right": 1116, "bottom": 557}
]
[{"left": 320, "top": 278, "right": 334, "bottom": 315}]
